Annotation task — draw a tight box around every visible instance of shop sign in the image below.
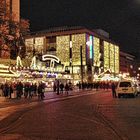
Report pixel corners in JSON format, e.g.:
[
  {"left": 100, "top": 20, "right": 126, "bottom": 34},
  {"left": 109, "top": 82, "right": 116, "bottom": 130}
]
[{"left": 42, "top": 54, "right": 60, "bottom": 63}]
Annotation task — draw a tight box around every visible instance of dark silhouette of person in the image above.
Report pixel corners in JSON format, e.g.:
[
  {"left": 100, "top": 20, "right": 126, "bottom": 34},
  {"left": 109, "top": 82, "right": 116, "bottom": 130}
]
[{"left": 111, "top": 82, "right": 116, "bottom": 98}]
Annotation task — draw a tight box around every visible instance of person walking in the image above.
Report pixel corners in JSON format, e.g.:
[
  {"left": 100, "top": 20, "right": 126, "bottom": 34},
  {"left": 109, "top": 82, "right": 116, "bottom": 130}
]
[
  {"left": 24, "top": 83, "right": 29, "bottom": 98},
  {"left": 16, "top": 82, "right": 23, "bottom": 99},
  {"left": 33, "top": 83, "right": 37, "bottom": 96},
  {"left": 0, "top": 83, "right": 4, "bottom": 96},
  {"left": 53, "top": 82, "right": 57, "bottom": 93},
  {"left": 4, "top": 82, "right": 9, "bottom": 98},
  {"left": 37, "top": 83, "right": 42, "bottom": 100},
  {"left": 56, "top": 80, "right": 60, "bottom": 95},
  {"left": 37, "top": 82, "right": 45, "bottom": 100},
  {"left": 65, "top": 83, "right": 69, "bottom": 95},
  {"left": 41, "top": 82, "right": 45, "bottom": 99},
  {"left": 111, "top": 82, "right": 117, "bottom": 98},
  {"left": 59, "top": 83, "right": 64, "bottom": 94},
  {"left": 29, "top": 83, "right": 33, "bottom": 99},
  {"left": 9, "top": 83, "right": 13, "bottom": 99}
]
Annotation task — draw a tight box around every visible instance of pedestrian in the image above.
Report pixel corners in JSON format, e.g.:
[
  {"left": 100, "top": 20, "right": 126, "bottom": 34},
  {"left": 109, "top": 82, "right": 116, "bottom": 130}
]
[
  {"left": 59, "top": 83, "right": 64, "bottom": 94},
  {"left": 28, "top": 83, "right": 33, "bottom": 99},
  {"left": 41, "top": 82, "right": 45, "bottom": 99},
  {"left": 24, "top": 83, "right": 29, "bottom": 98},
  {"left": 0, "top": 83, "right": 4, "bottom": 96},
  {"left": 4, "top": 82, "right": 9, "bottom": 98},
  {"left": 53, "top": 82, "right": 57, "bottom": 93},
  {"left": 9, "top": 83, "right": 13, "bottom": 99},
  {"left": 65, "top": 83, "right": 69, "bottom": 95},
  {"left": 33, "top": 83, "right": 37, "bottom": 96},
  {"left": 56, "top": 80, "right": 60, "bottom": 95},
  {"left": 111, "top": 82, "right": 116, "bottom": 98},
  {"left": 37, "top": 83, "right": 42, "bottom": 100},
  {"left": 37, "top": 82, "right": 45, "bottom": 100}
]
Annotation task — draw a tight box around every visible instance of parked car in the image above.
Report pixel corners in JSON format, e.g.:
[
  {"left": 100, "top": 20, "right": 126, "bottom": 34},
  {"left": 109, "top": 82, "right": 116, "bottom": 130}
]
[
  {"left": 135, "top": 82, "right": 140, "bottom": 94},
  {"left": 116, "top": 80, "right": 137, "bottom": 98}
]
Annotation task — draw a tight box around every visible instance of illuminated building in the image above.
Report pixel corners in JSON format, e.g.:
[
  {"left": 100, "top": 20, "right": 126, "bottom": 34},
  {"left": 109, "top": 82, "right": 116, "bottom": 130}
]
[
  {"left": 120, "top": 51, "right": 136, "bottom": 77},
  {"left": 4, "top": 0, "right": 20, "bottom": 22},
  {"left": 25, "top": 27, "right": 120, "bottom": 83}
]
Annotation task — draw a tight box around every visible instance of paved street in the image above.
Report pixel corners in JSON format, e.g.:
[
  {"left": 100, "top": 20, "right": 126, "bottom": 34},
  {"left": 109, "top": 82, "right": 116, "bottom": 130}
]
[{"left": 0, "top": 90, "right": 140, "bottom": 140}]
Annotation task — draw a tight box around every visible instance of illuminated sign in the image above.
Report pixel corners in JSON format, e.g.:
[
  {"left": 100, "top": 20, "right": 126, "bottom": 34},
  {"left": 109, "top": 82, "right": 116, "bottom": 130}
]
[
  {"left": 42, "top": 54, "right": 60, "bottom": 63},
  {"left": 89, "top": 36, "right": 93, "bottom": 59}
]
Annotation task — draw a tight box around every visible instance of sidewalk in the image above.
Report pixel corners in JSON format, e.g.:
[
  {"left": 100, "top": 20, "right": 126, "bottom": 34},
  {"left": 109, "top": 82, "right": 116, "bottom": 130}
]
[{"left": 0, "top": 89, "right": 98, "bottom": 109}]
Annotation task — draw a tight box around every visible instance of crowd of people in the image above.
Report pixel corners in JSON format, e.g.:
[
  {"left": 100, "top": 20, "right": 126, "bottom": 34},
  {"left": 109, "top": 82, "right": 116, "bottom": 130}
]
[
  {"left": 77, "top": 81, "right": 118, "bottom": 91},
  {"left": 76, "top": 81, "right": 118, "bottom": 98},
  {"left": 0, "top": 80, "right": 118, "bottom": 100},
  {"left": 0, "top": 82, "right": 45, "bottom": 100},
  {"left": 53, "top": 81, "right": 73, "bottom": 95}
]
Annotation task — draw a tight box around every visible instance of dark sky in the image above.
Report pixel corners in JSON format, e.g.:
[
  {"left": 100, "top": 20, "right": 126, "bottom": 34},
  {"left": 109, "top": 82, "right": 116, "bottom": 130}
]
[{"left": 20, "top": 0, "right": 140, "bottom": 58}]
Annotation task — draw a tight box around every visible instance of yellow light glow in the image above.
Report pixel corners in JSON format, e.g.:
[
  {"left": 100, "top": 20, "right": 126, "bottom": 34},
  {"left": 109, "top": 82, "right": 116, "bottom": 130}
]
[
  {"left": 104, "top": 41, "right": 110, "bottom": 71},
  {"left": 0, "top": 73, "right": 19, "bottom": 77},
  {"left": 0, "top": 64, "right": 9, "bottom": 69},
  {"left": 72, "top": 34, "right": 86, "bottom": 65},
  {"left": 56, "top": 35, "right": 70, "bottom": 66},
  {"left": 104, "top": 41, "right": 119, "bottom": 74},
  {"left": 0, "top": 69, "right": 9, "bottom": 73},
  {"left": 93, "top": 37, "right": 100, "bottom": 66}
]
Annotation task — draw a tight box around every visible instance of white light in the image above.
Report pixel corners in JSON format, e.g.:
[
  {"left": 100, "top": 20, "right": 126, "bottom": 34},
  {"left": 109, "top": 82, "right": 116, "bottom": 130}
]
[
  {"left": 0, "top": 64, "right": 9, "bottom": 68},
  {"left": 0, "top": 69, "right": 9, "bottom": 73},
  {"left": 42, "top": 54, "right": 60, "bottom": 63},
  {"left": 70, "top": 41, "right": 72, "bottom": 48},
  {"left": 86, "top": 40, "right": 92, "bottom": 46}
]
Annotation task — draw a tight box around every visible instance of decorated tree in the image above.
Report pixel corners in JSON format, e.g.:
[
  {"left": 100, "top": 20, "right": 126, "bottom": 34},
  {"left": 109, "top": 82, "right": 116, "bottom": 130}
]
[{"left": 0, "top": 0, "right": 30, "bottom": 59}]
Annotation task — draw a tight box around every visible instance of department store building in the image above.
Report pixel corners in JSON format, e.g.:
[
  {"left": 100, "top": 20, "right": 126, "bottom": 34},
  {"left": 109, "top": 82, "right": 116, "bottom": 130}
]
[{"left": 25, "top": 26, "right": 120, "bottom": 83}]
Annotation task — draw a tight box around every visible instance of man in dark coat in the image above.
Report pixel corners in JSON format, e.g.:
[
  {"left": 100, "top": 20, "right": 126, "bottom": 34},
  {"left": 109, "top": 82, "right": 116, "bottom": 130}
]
[{"left": 111, "top": 82, "right": 117, "bottom": 98}]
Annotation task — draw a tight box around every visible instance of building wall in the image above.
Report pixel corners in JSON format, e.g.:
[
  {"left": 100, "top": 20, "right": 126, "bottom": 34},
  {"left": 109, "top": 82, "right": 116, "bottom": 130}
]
[
  {"left": 103, "top": 41, "right": 119, "bottom": 74},
  {"left": 56, "top": 35, "right": 70, "bottom": 66},
  {"left": 120, "top": 51, "right": 136, "bottom": 77},
  {"left": 71, "top": 34, "right": 86, "bottom": 66},
  {"left": 12, "top": 0, "right": 20, "bottom": 22},
  {"left": 6, "top": 0, "right": 20, "bottom": 22},
  {"left": 25, "top": 27, "right": 120, "bottom": 82}
]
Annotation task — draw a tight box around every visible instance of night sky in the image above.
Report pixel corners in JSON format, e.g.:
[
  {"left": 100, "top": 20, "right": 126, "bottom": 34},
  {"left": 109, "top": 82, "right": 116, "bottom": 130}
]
[{"left": 20, "top": 0, "right": 140, "bottom": 58}]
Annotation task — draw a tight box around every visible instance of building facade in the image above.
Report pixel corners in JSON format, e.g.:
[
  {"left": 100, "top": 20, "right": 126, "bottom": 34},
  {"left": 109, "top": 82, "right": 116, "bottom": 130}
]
[
  {"left": 120, "top": 51, "right": 137, "bottom": 77},
  {"left": 25, "top": 27, "right": 120, "bottom": 83},
  {"left": 6, "top": 0, "right": 20, "bottom": 22}
]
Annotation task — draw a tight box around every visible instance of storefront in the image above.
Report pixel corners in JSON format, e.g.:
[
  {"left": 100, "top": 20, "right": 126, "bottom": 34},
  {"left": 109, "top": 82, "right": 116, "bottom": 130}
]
[{"left": 0, "top": 54, "right": 72, "bottom": 90}]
